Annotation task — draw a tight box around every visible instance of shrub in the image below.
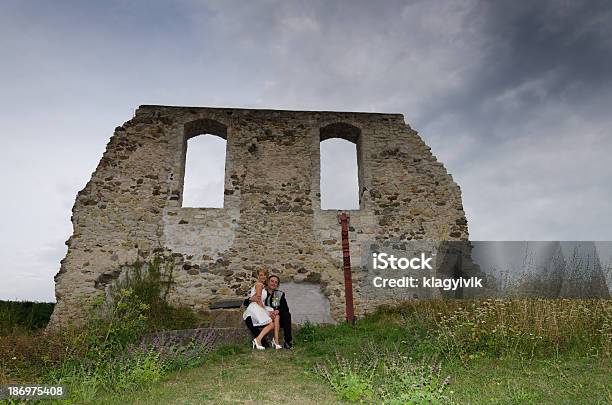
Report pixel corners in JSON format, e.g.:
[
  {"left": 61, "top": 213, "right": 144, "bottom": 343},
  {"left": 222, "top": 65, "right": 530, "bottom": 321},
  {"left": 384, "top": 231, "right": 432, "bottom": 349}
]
[
  {"left": 106, "top": 255, "right": 199, "bottom": 332},
  {"left": 314, "top": 345, "right": 450, "bottom": 404},
  {"left": 0, "top": 300, "right": 54, "bottom": 335},
  {"left": 1, "top": 255, "right": 203, "bottom": 401},
  {"left": 41, "top": 288, "right": 156, "bottom": 401},
  {"left": 50, "top": 348, "right": 165, "bottom": 402}
]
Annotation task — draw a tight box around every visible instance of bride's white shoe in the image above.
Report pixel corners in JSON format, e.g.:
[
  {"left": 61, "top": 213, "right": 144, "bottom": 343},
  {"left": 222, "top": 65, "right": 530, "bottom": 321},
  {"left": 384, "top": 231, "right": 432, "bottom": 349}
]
[
  {"left": 272, "top": 338, "right": 283, "bottom": 350},
  {"left": 252, "top": 338, "right": 265, "bottom": 350}
]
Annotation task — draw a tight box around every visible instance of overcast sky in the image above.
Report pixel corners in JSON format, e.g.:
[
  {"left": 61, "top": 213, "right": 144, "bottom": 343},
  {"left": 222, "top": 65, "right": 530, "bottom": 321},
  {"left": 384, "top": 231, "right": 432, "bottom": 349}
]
[{"left": 1, "top": 0, "right": 611, "bottom": 302}]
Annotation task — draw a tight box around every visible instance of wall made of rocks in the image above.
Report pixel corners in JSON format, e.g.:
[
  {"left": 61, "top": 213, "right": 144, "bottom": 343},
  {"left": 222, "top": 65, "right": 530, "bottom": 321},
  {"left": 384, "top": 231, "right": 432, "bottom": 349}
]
[{"left": 48, "top": 106, "right": 468, "bottom": 329}]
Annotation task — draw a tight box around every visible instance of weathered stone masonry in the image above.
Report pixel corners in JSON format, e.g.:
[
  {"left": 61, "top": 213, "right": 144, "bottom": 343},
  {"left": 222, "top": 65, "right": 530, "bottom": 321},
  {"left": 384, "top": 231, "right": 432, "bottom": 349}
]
[{"left": 48, "top": 106, "right": 469, "bottom": 329}]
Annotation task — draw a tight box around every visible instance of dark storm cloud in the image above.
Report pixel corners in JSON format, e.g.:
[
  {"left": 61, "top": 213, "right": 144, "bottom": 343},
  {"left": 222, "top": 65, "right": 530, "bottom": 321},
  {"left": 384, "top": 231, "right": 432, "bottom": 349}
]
[
  {"left": 422, "top": 0, "right": 612, "bottom": 128},
  {"left": 482, "top": 1, "right": 612, "bottom": 90}
]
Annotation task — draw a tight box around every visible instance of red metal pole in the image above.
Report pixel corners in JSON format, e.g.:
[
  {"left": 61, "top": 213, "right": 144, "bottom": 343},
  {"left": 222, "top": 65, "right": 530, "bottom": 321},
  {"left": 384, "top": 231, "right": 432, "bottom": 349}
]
[{"left": 338, "top": 212, "right": 355, "bottom": 325}]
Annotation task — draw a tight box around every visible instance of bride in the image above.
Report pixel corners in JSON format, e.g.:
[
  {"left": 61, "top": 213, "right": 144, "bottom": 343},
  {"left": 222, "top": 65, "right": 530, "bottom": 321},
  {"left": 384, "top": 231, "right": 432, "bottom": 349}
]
[{"left": 242, "top": 268, "right": 282, "bottom": 350}]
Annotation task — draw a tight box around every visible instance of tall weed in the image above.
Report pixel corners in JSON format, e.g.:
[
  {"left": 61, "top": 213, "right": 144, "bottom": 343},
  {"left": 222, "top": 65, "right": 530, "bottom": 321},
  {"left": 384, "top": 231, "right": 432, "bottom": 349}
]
[
  {"left": 315, "top": 344, "right": 450, "bottom": 404},
  {"left": 381, "top": 298, "right": 611, "bottom": 358},
  {"left": 2, "top": 255, "right": 201, "bottom": 401}
]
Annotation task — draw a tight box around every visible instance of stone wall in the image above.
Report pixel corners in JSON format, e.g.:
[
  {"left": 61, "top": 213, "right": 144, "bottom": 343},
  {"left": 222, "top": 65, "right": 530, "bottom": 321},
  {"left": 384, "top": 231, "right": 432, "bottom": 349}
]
[{"left": 48, "top": 106, "right": 468, "bottom": 329}]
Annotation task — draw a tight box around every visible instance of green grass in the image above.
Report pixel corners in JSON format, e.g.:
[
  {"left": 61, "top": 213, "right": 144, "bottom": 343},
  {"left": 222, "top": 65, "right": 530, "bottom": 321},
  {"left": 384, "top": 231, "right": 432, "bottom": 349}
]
[
  {"left": 92, "top": 299, "right": 611, "bottom": 404},
  {"left": 93, "top": 347, "right": 340, "bottom": 405},
  {"left": 445, "top": 356, "right": 611, "bottom": 404},
  {"left": 3, "top": 296, "right": 610, "bottom": 403},
  {"left": 0, "top": 300, "right": 54, "bottom": 334},
  {"left": 1, "top": 255, "right": 203, "bottom": 401},
  {"left": 91, "top": 332, "right": 611, "bottom": 405}
]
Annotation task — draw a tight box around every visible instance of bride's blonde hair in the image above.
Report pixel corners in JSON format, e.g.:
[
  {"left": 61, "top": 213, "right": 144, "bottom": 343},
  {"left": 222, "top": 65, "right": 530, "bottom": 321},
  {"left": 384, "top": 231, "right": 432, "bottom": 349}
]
[{"left": 257, "top": 267, "right": 269, "bottom": 278}]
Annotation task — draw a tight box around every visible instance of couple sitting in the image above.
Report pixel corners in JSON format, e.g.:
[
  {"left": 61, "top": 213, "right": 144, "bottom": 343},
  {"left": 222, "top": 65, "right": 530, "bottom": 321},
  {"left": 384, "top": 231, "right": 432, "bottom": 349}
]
[{"left": 242, "top": 268, "right": 293, "bottom": 350}]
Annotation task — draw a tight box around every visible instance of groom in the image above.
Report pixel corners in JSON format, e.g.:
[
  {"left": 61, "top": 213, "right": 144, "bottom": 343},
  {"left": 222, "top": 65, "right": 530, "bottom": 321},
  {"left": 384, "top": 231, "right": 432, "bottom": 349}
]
[{"left": 243, "top": 274, "right": 293, "bottom": 348}]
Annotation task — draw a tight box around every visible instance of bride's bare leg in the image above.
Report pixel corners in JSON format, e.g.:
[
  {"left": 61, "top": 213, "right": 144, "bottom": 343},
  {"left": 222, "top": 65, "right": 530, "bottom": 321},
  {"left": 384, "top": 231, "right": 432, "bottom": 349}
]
[
  {"left": 256, "top": 322, "right": 274, "bottom": 345},
  {"left": 274, "top": 316, "right": 280, "bottom": 344}
]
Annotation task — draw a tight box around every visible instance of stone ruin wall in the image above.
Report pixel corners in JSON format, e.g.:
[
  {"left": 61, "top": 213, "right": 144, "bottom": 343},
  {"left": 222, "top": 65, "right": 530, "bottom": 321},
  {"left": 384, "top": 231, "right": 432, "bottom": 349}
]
[{"left": 48, "top": 106, "right": 468, "bottom": 329}]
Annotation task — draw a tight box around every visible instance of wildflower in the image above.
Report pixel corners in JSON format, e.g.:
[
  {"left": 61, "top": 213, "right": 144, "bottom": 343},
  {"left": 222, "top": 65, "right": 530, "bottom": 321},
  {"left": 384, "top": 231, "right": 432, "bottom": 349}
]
[{"left": 443, "top": 375, "right": 451, "bottom": 386}]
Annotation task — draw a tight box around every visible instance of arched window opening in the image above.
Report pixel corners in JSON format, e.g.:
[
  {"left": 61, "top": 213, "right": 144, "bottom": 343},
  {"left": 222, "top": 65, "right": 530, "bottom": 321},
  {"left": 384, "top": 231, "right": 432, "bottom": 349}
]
[
  {"left": 320, "top": 123, "right": 361, "bottom": 210},
  {"left": 181, "top": 119, "right": 228, "bottom": 208},
  {"left": 182, "top": 134, "right": 227, "bottom": 208}
]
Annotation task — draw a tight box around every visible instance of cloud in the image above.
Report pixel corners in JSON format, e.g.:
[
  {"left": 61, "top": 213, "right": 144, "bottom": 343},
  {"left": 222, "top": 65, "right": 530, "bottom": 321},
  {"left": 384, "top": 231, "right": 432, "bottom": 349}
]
[{"left": 1, "top": 0, "right": 611, "bottom": 301}]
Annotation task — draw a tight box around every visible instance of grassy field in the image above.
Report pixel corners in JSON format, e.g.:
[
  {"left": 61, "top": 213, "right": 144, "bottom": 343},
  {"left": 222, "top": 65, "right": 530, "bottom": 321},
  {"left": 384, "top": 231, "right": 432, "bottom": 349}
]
[
  {"left": 93, "top": 348, "right": 339, "bottom": 404},
  {"left": 90, "top": 299, "right": 611, "bottom": 404},
  {"left": 90, "top": 342, "right": 611, "bottom": 404},
  {"left": 1, "top": 277, "right": 610, "bottom": 404}
]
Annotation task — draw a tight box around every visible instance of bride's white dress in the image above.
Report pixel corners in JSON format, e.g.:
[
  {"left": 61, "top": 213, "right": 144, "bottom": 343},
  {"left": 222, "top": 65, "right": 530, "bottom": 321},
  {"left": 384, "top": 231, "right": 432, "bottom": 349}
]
[{"left": 242, "top": 285, "right": 273, "bottom": 327}]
